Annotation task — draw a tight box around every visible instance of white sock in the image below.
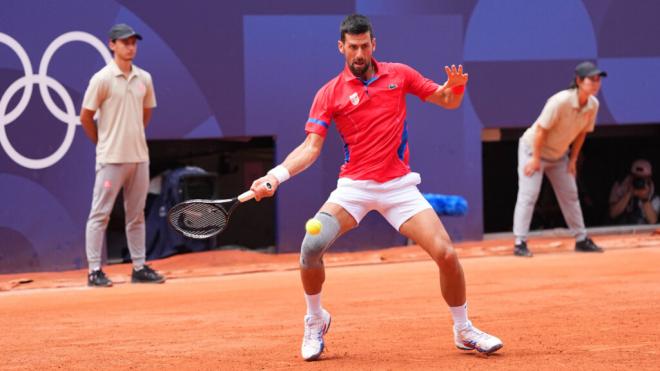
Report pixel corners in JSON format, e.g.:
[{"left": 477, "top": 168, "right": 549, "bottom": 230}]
[
  {"left": 88, "top": 263, "right": 101, "bottom": 273},
  {"left": 305, "top": 293, "right": 323, "bottom": 316},
  {"left": 449, "top": 302, "right": 469, "bottom": 329},
  {"left": 132, "top": 258, "right": 145, "bottom": 271},
  {"left": 515, "top": 238, "right": 525, "bottom": 245}
]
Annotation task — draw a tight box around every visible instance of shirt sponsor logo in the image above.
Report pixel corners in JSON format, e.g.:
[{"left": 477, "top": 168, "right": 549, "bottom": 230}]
[{"left": 388, "top": 83, "right": 398, "bottom": 90}]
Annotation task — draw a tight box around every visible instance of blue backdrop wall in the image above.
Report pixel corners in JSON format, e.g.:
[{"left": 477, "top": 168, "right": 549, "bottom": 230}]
[{"left": 1, "top": 0, "right": 659, "bottom": 272}]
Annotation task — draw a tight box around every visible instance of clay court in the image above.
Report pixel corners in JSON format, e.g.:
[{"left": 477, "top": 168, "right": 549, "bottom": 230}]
[{"left": 1, "top": 234, "right": 659, "bottom": 370}]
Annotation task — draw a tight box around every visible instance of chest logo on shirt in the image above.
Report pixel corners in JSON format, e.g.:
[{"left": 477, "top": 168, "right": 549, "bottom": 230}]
[
  {"left": 349, "top": 92, "right": 360, "bottom": 106},
  {"left": 388, "top": 83, "right": 398, "bottom": 90}
]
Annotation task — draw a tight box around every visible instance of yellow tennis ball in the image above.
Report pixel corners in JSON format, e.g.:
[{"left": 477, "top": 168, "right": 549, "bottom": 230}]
[{"left": 305, "top": 218, "right": 322, "bottom": 235}]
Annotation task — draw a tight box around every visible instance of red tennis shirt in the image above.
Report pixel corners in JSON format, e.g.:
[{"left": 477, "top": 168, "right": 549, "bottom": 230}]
[{"left": 305, "top": 58, "right": 439, "bottom": 183}]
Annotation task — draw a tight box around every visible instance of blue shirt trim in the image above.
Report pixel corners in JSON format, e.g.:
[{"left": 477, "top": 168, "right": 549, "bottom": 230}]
[
  {"left": 307, "top": 118, "right": 329, "bottom": 128},
  {"left": 340, "top": 133, "right": 350, "bottom": 163},
  {"left": 362, "top": 75, "right": 379, "bottom": 86},
  {"left": 397, "top": 121, "right": 409, "bottom": 160}
]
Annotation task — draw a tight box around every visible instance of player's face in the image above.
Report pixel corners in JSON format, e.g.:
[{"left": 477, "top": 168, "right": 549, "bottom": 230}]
[
  {"left": 578, "top": 75, "right": 601, "bottom": 96},
  {"left": 109, "top": 37, "right": 138, "bottom": 61},
  {"left": 338, "top": 32, "right": 376, "bottom": 79}
]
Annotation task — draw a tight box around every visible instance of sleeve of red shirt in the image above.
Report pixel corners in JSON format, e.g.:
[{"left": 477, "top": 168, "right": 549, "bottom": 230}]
[
  {"left": 397, "top": 63, "right": 440, "bottom": 101},
  {"left": 305, "top": 83, "right": 333, "bottom": 138}
]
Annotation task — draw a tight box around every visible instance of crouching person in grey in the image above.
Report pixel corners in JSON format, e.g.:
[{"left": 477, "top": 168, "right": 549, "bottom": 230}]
[
  {"left": 80, "top": 24, "right": 165, "bottom": 286},
  {"left": 512, "top": 61, "right": 606, "bottom": 257}
]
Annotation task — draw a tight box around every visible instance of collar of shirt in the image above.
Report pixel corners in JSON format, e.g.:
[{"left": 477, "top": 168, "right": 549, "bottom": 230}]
[
  {"left": 569, "top": 89, "right": 595, "bottom": 113},
  {"left": 341, "top": 57, "right": 390, "bottom": 85},
  {"left": 110, "top": 60, "right": 139, "bottom": 80}
]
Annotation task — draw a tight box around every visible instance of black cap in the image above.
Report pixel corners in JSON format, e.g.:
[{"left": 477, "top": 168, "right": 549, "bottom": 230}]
[
  {"left": 108, "top": 24, "right": 142, "bottom": 41},
  {"left": 575, "top": 61, "right": 606, "bottom": 78}
]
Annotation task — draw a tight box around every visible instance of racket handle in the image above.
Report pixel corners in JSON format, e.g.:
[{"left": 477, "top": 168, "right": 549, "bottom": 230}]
[{"left": 238, "top": 182, "right": 273, "bottom": 203}]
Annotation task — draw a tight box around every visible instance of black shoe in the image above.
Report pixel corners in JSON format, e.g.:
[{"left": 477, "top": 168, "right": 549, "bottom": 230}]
[
  {"left": 131, "top": 264, "right": 166, "bottom": 284},
  {"left": 575, "top": 237, "right": 604, "bottom": 253},
  {"left": 88, "top": 269, "right": 113, "bottom": 287},
  {"left": 513, "top": 241, "right": 533, "bottom": 257}
]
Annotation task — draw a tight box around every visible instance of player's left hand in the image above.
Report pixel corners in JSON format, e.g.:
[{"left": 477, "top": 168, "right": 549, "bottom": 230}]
[{"left": 444, "top": 64, "right": 468, "bottom": 88}]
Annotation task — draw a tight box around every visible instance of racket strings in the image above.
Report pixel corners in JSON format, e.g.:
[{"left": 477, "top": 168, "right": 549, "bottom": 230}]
[{"left": 168, "top": 203, "right": 229, "bottom": 238}]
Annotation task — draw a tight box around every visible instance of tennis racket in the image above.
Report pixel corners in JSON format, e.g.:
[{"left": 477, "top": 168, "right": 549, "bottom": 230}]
[{"left": 168, "top": 182, "right": 272, "bottom": 239}]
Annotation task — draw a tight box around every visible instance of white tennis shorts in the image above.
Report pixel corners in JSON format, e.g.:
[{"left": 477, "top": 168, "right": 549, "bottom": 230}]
[{"left": 326, "top": 172, "right": 432, "bottom": 230}]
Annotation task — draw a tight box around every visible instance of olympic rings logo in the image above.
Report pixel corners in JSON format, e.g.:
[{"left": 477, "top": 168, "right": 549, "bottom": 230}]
[{"left": 0, "top": 32, "right": 112, "bottom": 169}]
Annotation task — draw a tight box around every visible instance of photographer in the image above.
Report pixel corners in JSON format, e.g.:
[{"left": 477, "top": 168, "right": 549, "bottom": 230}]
[{"left": 609, "top": 159, "right": 659, "bottom": 225}]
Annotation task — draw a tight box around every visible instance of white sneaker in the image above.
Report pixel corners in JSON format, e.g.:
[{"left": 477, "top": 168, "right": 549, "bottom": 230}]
[
  {"left": 301, "top": 309, "right": 331, "bottom": 361},
  {"left": 453, "top": 321, "right": 503, "bottom": 354}
]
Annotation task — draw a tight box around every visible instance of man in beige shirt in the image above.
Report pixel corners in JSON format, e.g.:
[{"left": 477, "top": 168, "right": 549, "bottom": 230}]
[
  {"left": 513, "top": 61, "right": 606, "bottom": 257},
  {"left": 80, "top": 24, "right": 164, "bottom": 286}
]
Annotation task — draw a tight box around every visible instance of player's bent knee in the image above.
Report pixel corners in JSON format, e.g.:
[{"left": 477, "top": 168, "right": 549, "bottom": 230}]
[
  {"left": 436, "top": 250, "right": 460, "bottom": 274},
  {"left": 429, "top": 238, "right": 457, "bottom": 266},
  {"left": 300, "top": 212, "right": 341, "bottom": 269},
  {"left": 442, "top": 247, "right": 459, "bottom": 265}
]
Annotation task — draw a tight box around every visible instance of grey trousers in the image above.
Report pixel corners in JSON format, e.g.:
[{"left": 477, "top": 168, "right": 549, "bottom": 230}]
[
  {"left": 513, "top": 141, "right": 587, "bottom": 241},
  {"left": 86, "top": 162, "right": 149, "bottom": 271}
]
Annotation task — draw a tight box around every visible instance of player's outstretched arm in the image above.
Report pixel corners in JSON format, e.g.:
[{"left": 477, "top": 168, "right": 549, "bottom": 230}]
[
  {"left": 250, "top": 133, "right": 325, "bottom": 201},
  {"left": 426, "top": 64, "right": 468, "bottom": 110}
]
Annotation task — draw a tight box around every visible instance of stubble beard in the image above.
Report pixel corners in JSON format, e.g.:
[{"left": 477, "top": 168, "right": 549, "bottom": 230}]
[{"left": 349, "top": 59, "right": 371, "bottom": 80}]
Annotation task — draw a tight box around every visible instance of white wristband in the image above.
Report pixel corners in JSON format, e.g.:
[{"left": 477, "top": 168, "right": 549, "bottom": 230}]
[{"left": 267, "top": 165, "right": 291, "bottom": 184}]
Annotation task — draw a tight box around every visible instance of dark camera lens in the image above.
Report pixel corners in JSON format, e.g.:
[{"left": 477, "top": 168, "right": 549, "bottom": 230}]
[{"left": 632, "top": 177, "right": 647, "bottom": 190}]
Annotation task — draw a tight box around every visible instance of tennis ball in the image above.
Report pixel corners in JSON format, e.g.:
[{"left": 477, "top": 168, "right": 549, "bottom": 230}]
[{"left": 305, "top": 218, "right": 322, "bottom": 235}]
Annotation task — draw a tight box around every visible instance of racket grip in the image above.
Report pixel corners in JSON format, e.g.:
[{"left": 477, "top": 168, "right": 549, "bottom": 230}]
[{"left": 238, "top": 182, "right": 273, "bottom": 202}]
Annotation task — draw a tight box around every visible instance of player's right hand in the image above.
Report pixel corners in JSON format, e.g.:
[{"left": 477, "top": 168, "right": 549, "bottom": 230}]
[
  {"left": 250, "top": 175, "right": 278, "bottom": 201},
  {"left": 524, "top": 158, "right": 541, "bottom": 176}
]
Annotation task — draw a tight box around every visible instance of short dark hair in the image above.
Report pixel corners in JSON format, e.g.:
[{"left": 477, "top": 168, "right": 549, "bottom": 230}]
[{"left": 340, "top": 14, "right": 374, "bottom": 41}]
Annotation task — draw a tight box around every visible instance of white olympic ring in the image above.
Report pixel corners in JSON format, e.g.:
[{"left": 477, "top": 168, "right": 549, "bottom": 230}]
[
  {"left": 0, "top": 75, "right": 76, "bottom": 169},
  {"left": 0, "top": 31, "right": 112, "bottom": 169}
]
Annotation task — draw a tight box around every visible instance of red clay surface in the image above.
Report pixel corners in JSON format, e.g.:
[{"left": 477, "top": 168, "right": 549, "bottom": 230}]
[{"left": 1, "top": 234, "right": 659, "bottom": 370}]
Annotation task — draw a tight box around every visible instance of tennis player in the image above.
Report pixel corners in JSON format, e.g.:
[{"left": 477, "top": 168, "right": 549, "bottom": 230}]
[{"left": 250, "top": 14, "right": 502, "bottom": 360}]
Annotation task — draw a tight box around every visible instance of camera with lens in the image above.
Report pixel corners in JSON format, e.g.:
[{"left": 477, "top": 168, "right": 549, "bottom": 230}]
[{"left": 632, "top": 177, "right": 648, "bottom": 190}]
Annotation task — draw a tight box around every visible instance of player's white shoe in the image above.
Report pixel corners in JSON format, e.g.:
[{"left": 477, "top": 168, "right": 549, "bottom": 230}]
[
  {"left": 301, "top": 309, "right": 331, "bottom": 361},
  {"left": 453, "top": 321, "right": 503, "bottom": 354}
]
